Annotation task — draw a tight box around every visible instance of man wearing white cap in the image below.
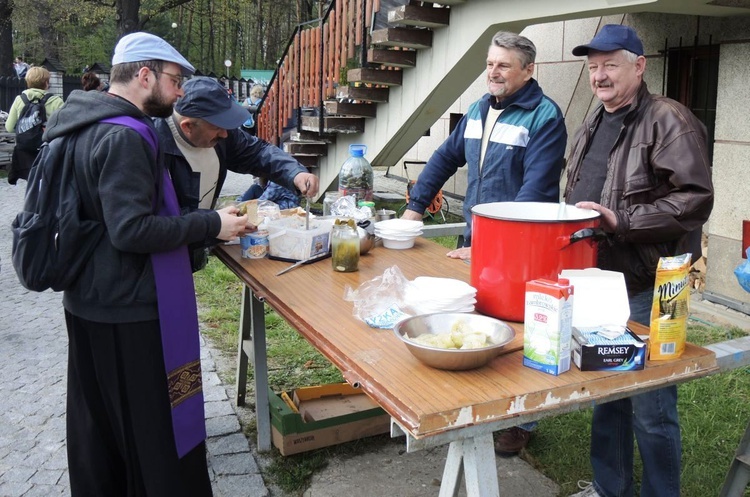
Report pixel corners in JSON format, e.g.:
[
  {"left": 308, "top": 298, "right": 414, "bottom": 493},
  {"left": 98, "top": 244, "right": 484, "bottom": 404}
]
[
  {"left": 43, "top": 32, "right": 247, "bottom": 496},
  {"left": 152, "top": 76, "right": 318, "bottom": 270}
]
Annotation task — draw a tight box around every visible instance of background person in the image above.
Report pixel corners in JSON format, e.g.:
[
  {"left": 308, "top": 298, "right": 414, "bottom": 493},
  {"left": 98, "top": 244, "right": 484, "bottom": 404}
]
[
  {"left": 81, "top": 71, "right": 102, "bottom": 91},
  {"left": 237, "top": 176, "right": 300, "bottom": 210},
  {"left": 400, "top": 31, "right": 567, "bottom": 456},
  {"left": 14, "top": 56, "right": 30, "bottom": 78},
  {"left": 241, "top": 83, "right": 264, "bottom": 136},
  {"left": 5, "top": 66, "right": 64, "bottom": 184},
  {"left": 42, "top": 32, "right": 248, "bottom": 496},
  {"left": 154, "top": 76, "right": 318, "bottom": 271},
  {"left": 565, "top": 24, "right": 713, "bottom": 497}
]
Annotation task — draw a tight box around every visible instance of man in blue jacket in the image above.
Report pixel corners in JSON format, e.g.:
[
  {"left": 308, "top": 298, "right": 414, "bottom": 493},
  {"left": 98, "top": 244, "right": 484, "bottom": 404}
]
[
  {"left": 402, "top": 31, "right": 567, "bottom": 257},
  {"left": 401, "top": 30, "right": 567, "bottom": 455},
  {"left": 155, "top": 77, "right": 319, "bottom": 271}
]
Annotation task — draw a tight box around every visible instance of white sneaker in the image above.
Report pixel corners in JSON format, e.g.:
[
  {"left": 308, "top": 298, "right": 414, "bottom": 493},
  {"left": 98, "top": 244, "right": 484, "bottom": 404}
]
[{"left": 569, "top": 480, "right": 602, "bottom": 497}]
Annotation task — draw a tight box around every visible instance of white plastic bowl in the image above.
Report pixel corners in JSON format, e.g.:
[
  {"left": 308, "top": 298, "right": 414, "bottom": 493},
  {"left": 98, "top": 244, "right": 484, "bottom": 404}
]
[
  {"left": 381, "top": 236, "right": 417, "bottom": 249},
  {"left": 374, "top": 219, "right": 424, "bottom": 233}
]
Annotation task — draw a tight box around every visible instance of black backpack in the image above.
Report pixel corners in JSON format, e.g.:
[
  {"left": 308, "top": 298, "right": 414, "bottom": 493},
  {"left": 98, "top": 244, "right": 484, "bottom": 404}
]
[
  {"left": 15, "top": 93, "right": 52, "bottom": 152},
  {"left": 11, "top": 116, "right": 158, "bottom": 292}
]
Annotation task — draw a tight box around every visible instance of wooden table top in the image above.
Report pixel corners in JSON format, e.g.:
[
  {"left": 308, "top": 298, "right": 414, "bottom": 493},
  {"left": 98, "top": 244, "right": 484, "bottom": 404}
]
[{"left": 214, "top": 238, "right": 717, "bottom": 439}]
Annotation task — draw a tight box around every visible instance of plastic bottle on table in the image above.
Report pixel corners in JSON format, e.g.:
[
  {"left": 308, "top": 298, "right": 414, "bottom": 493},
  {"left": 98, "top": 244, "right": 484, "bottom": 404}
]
[{"left": 338, "top": 144, "right": 373, "bottom": 204}]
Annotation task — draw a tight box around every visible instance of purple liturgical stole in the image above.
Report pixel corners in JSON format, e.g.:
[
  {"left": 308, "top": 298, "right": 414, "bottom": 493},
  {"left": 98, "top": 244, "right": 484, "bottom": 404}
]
[
  {"left": 151, "top": 166, "right": 206, "bottom": 458},
  {"left": 101, "top": 116, "right": 206, "bottom": 458}
]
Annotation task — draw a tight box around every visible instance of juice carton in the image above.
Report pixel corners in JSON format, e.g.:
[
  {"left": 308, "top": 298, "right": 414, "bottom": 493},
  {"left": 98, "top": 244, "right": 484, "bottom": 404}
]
[{"left": 523, "top": 278, "right": 574, "bottom": 376}]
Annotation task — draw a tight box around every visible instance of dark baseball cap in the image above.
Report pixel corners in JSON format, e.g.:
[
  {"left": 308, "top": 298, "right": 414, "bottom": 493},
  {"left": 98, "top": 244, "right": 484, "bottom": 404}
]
[
  {"left": 572, "top": 24, "right": 644, "bottom": 57},
  {"left": 175, "top": 77, "right": 250, "bottom": 129}
]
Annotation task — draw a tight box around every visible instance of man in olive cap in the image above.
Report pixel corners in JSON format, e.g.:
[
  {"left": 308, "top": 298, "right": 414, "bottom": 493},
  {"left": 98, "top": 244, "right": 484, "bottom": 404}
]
[
  {"left": 43, "top": 32, "right": 249, "bottom": 496},
  {"left": 565, "top": 24, "right": 713, "bottom": 497},
  {"left": 153, "top": 76, "right": 318, "bottom": 271}
]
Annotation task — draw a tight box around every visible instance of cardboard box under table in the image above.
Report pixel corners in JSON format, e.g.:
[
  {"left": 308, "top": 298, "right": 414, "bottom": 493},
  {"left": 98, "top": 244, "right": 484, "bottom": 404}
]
[{"left": 269, "top": 383, "right": 390, "bottom": 455}]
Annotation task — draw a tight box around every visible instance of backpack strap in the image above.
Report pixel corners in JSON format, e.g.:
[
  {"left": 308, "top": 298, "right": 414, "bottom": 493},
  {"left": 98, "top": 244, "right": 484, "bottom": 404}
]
[
  {"left": 39, "top": 93, "right": 52, "bottom": 123},
  {"left": 99, "top": 116, "right": 159, "bottom": 157},
  {"left": 20, "top": 93, "right": 30, "bottom": 106}
]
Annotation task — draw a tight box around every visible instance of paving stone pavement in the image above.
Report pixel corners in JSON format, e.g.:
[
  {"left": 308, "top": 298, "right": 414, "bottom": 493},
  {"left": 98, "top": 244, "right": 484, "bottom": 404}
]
[{"left": 0, "top": 177, "right": 269, "bottom": 497}]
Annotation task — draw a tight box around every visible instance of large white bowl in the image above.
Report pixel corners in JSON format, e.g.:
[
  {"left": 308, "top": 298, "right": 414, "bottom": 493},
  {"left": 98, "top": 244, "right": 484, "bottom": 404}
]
[
  {"left": 381, "top": 236, "right": 416, "bottom": 249},
  {"left": 374, "top": 219, "right": 424, "bottom": 233}
]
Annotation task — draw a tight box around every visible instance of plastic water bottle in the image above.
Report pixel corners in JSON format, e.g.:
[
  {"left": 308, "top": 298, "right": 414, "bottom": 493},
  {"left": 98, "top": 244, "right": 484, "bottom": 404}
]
[{"left": 338, "top": 144, "right": 373, "bottom": 203}]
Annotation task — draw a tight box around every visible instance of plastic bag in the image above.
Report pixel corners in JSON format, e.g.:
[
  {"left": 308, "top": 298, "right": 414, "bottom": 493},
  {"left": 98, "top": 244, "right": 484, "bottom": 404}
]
[
  {"left": 735, "top": 248, "right": 750, "bottom": 293},
  {"left": 330, "top": 194, "right": 372, "bottom": 222},
  {"left": 343, "top": 266, "right": 412, "bottom": 328}
]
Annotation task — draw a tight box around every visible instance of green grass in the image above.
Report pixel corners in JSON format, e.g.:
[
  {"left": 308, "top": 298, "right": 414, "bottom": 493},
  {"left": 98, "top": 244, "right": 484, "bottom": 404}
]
[
  {"left": 528, "top": 324, "right": 750, "bottom": 497},
  {"left": 195, "top": 208, "right": 750, "bottom": 496}
]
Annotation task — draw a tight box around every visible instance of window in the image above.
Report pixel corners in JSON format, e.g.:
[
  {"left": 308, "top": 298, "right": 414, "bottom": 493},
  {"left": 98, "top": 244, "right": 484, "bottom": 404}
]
[{"left": 665, "top": 44, "right": 719, "bottom": 159}]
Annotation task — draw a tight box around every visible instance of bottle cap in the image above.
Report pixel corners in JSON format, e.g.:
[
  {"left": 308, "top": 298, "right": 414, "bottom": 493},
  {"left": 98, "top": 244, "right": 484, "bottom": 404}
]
[{"left": 349, "top": 144, "right": 367, "bottom": 157}]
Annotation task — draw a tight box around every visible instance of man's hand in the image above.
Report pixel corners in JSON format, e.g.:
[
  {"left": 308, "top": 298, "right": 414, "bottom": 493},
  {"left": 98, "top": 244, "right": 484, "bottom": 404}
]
[
  {"left": 216, "top": 206, "right": 250, "bottom": 241},
  {"left": 294, "top": 173, "right": 319, "bottom": 198},
  {"left": 575, "top": 201, "right": 617, "bottom": 232},
  {"left": 401, "top": 209, "right": 423, "bottom": 221},
  {"left": 446, "top": 247, "right": 471, "bottom": 260}
]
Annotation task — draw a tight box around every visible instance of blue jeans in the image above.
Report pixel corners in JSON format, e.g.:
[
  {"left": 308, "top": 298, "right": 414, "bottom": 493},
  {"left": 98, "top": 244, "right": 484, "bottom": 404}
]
[{"left": 590, "top": 289, "right": 681, "bottom": 497}]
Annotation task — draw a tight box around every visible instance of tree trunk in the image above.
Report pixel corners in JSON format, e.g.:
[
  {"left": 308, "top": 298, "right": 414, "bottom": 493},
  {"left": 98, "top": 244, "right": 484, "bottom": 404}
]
[
  {"left": 116, "top": 0, "right": 142, "bottom": 36},
  {"left": 33, "top": 0, "right": 59, "bottom": 61},
  {"left": 0, "top": 0, "right": 14, "bottom": 77}
]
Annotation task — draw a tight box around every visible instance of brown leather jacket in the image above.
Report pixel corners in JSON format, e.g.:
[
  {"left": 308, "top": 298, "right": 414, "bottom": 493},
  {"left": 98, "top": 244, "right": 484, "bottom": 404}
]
[{"left": 564, "top": 82, "right": 714, "bottom": 294}]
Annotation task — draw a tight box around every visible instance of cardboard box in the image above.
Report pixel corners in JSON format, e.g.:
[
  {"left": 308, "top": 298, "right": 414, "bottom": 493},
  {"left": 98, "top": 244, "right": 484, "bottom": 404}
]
[
  {"left": 269, "top": 383, "right": 390, "bottom": 456},
  {"left": 572, "top": 327, "right": 646, "bottom": 371},
  {"left": 523, "top": 278, "right": 574, "bottom": 376}
]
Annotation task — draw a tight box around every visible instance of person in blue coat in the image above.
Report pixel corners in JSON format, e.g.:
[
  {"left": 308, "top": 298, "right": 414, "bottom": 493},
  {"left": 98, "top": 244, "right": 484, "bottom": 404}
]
[
  {"left": 402, "top": 30, "right": 567, "bottom": 259},
  {"left": 154, "top": 77, "right": 318, "bottom": 271},
  {"left": 401, "top": 30, "right": 567, "bottom": 456}
]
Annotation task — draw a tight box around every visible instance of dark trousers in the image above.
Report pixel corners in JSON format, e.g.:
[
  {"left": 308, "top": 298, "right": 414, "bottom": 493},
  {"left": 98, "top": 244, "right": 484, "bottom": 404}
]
[{"left": 65, "top": 312, "right": 212, "bottom": 497}]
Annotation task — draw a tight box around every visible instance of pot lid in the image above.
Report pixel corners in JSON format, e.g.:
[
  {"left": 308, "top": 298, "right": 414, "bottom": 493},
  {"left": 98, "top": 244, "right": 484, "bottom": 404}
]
[{"left": 472, "top": 201, "right": 600, "bottom": 222}]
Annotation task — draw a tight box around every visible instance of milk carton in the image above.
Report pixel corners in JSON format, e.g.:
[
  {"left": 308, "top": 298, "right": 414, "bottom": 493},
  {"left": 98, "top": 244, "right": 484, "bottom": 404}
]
[{"left": 523, "top": 278, "right": 573, "bottom": 376}]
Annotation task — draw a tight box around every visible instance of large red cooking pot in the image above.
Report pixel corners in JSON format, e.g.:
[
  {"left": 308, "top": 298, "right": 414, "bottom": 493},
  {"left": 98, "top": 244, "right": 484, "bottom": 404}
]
[{"left": 471, "top": 202, "right": 602, "bottom": 322}]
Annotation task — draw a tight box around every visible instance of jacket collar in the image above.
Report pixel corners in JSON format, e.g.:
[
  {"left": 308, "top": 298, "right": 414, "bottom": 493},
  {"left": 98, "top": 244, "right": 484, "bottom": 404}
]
[{"left": 486, "top": 78, "right": 542, "bottom": 111}]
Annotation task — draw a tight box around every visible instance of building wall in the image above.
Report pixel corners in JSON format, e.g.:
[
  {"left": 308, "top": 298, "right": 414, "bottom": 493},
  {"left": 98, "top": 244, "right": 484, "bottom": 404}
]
[{"left": 396, "top": 13, "right": 750, "bottom": 312}]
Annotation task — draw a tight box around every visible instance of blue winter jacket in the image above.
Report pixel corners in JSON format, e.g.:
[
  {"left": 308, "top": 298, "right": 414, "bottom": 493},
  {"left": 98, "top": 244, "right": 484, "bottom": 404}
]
[{"left": 406, "top": 79, "right": 567, "bottom": 245}]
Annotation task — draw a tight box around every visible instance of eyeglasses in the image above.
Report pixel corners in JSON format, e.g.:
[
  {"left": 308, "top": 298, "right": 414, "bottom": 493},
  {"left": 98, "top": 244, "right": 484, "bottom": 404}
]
[{"left": 153, "top": 70, "right": 183, "bottom": 89}]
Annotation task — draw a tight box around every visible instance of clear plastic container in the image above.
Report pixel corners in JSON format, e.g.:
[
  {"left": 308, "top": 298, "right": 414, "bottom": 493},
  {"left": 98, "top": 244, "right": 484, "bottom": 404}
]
[
  {"left": 323, "top": 191, "right": 342, "bottom": 217},
  {"left": 338, "top": 144, "right": 373, "bottom": 203}
]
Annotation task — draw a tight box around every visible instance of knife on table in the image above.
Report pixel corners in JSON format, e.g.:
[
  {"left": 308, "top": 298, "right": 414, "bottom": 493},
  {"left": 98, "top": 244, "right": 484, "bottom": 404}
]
[{"left": 276, "top": 252, "right": 330, "bottom": 276}]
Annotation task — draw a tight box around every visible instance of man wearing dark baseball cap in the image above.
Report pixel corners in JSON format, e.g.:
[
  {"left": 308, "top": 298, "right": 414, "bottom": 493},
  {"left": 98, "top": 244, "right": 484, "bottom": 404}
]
[
  {"left": 571, "top": 23, "right": 644, "bottom": 56},
  {"left": 565, "top": 24, "right": 713, "bottom": 497},
  {"left": 155, "top": 76, "right": 319, "bottom": 270},
  {"left": 42, "top": 33, "right": 252, "bottom": 497}
]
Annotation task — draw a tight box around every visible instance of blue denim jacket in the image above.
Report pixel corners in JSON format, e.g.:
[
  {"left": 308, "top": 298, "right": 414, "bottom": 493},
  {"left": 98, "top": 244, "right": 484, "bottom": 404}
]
[{"left": 407, "top": 79, "right": 567, "bottom": 245}]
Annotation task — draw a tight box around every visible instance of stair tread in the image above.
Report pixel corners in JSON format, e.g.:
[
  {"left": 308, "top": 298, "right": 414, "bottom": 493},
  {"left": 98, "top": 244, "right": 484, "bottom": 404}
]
[
  {"left": 388, "top": 4, "right": 450, "bottom": 29},
  {"left": 371, "top": 27, "right": 433, "bottom": 50}
]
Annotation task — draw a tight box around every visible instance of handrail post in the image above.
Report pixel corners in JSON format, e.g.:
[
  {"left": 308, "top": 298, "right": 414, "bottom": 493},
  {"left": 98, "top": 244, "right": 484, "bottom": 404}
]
[
  {"left": 360, "top": 0, "right": 368, "bottom": 69},
  {"left": 319, "top": 17, "right": 325, "bottom": 136},
  {"left": 297, "top": 30, "right": 302, "bottom": 135}
]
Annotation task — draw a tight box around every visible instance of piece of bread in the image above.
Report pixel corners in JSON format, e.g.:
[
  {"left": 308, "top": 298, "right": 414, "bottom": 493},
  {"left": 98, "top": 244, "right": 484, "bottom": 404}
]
[{"left": 238, "top": 200, "right": 261, "bottom": 225}]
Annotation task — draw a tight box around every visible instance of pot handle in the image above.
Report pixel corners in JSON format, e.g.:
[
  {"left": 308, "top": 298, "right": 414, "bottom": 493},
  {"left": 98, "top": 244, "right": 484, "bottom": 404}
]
[{"left": 559, "top": 227, "right": 608, "bottom": 249}]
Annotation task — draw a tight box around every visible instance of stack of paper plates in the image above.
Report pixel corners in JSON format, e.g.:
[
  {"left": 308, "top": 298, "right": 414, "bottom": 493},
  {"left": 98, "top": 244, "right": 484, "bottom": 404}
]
[{"left": 404, "top": 277, "right": 477, "bottom": 314}]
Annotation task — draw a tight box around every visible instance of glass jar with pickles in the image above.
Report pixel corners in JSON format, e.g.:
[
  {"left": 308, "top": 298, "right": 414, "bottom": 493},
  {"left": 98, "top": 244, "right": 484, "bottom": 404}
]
[{"left": 331, "top": 218, "right": 360, "bottom": 272}]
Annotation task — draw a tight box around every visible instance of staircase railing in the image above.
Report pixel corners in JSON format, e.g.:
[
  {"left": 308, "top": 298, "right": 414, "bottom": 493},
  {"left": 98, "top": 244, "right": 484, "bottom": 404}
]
[{"left": 256, "top": 0, "right": 379, "bottom": 145}]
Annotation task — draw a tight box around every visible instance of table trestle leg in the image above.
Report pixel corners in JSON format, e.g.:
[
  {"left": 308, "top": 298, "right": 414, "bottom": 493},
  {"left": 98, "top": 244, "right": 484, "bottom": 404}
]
[{"left": 439, "top": 435, "right": 500, "bottom": 497}]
